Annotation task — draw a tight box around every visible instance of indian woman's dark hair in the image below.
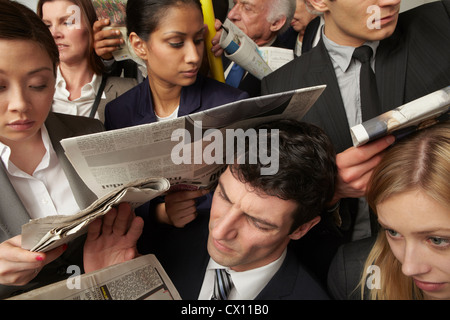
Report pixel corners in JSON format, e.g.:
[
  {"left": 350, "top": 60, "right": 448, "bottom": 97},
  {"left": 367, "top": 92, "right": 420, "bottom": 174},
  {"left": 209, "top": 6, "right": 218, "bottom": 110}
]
[
  {"left": 0, "top": 0, "right": 59, "bottom": 77},
  {"left": 126, "top": 0, "right": 203, "bottom": 40},
  {"left": 229, "top": 119, "right": 337, "bottom": 233}
]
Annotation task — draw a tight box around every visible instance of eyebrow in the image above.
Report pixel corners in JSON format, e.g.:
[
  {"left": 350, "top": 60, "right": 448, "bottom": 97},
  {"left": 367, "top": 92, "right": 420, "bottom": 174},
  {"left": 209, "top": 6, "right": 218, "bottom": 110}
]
[
  {"left": 42, "top": 14, "right": 73, "bottom": 23},
  {"left": 218, "top": 180, "right": 279, "bottom": 230},
  {"left": 378, "top": 220, "right": 450, "bottom": 235},
  {"left": 163, "top": 26, "right": 205, "bottom": 36},
  {"left": 0, "top": 67, "right": 53, "bottom": 76},
  {"left": 28, "top": 67, "right": 54, "bottom": 76}
]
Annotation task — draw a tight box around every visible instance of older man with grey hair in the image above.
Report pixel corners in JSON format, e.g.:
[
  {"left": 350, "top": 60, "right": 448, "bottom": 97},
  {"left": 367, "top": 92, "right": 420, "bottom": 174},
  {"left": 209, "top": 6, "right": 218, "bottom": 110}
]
[{"left": 211, "top": 0, "right": 296, "bottom": 97}]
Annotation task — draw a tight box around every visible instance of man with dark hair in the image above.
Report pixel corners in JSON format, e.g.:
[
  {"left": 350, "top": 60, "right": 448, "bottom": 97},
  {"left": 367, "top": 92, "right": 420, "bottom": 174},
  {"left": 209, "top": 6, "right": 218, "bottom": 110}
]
[{"left": 84, "top": 119, "right": 337, "bottom": 300}]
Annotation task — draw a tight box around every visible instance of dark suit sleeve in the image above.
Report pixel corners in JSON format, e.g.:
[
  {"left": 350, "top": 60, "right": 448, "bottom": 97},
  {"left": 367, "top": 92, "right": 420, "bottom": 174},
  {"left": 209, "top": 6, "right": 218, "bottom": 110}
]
[{"left": 327, "top": 236, "right": 376, "bottom": 300}]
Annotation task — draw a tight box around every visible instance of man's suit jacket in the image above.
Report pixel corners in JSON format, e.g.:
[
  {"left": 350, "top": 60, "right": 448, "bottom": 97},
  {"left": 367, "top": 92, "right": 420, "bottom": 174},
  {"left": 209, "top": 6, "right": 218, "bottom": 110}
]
[
  {"left": 261, "top": 0, "right": 450, "bottom": 284},
  {"left": 327, "top": 236, "right": 376, "bottom": 300},
  {"left": 0, "top": 112, "right": 104, "bottom": 298},
  {"left": 262, "top": 1, "right": 450, "bottom": 152},
  {"left": 104, "top": 73, "right": 249, "bottom": 130},
  {"left": 97, "top": 76, "right": 137, "bottom": 123},
  {"left": 137, "top": 211, "right": 329, "bottom": 300}
]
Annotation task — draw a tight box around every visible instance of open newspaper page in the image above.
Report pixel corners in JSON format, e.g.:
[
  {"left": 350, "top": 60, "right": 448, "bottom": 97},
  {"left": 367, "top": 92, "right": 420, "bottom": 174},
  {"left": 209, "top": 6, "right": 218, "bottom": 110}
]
[
  {"left": 219, "top": 19, "right": 293, "bottom": 80},
  {"left": 8, "top": 254, "right": 181, "bottom": 300},
  {"left": 60, "top": 86, "right": 325, "bottom": 199},
  {"left": 350, "top": 86, "right": 450, "bottom": 147},
  {"left": 21, "top": 177, "right": 170, "bottom": 252}
]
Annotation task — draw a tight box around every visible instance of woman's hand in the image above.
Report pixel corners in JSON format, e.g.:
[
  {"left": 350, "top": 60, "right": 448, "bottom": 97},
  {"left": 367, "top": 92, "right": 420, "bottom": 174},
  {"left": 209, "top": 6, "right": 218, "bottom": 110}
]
[{"left": 0, "top": 235, "right": 67, "bottom": 286}]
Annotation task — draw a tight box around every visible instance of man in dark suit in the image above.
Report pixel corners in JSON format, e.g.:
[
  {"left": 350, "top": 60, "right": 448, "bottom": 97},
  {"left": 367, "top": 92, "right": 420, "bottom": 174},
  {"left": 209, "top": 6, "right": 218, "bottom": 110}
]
[
  {"left": 84, "top": 119, "right": 337, "bottom": 300},
  {"left": 211, "top": 0, "right": 296, "bottom": 97},
  {"left": 261, "top": 0, "right": 450, "bottom": 281}
]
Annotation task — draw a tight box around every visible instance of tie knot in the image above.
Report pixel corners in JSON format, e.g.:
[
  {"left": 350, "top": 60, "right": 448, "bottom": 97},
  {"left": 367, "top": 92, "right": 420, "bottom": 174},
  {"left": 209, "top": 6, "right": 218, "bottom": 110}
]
[
  {"left": 213, "top": 268, "right": 233, "bottom": 300},
  {"left": 353, "top": 45, "right": 373, "bottom": 63}
]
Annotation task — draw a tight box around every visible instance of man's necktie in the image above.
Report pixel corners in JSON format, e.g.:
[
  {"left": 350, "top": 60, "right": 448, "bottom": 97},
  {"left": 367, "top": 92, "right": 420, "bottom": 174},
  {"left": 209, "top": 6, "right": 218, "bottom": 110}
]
[
  {"left": 212, "top": 268, "right": 233, "bottom": 300},
  {"left": 225, "top": 63, "right": 245, "bottom": 88},
  {"left": 352, "top": 45, "right": 380, "bottom": 121}
]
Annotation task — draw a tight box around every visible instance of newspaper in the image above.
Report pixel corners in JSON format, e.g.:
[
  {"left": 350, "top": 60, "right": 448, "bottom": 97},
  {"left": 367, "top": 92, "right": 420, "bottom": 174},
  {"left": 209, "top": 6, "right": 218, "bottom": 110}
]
[
  {"left": 93, "top": 0, "right": 147, "bottom": 76},
  {"left": 219, "top": 19, "right": 293, "bottom": 80},
  {"left": 350, "top": 86, "right": 450, "bottom": 147},
  {"left": 21, "top": 177, "right": 170, "bottom": 252},
  {"left": 60, "top": 86, "right": 326, "bottom": 199},
  {"left": 8, "top": 254, "right": 181, "bottom": 300}
]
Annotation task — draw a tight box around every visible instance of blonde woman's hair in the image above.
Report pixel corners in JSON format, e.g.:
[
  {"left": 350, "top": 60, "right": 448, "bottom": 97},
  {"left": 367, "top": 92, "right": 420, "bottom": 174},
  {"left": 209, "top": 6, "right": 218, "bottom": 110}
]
[{"left": 360, "top": 120, "right": 450, "bottom": 299}]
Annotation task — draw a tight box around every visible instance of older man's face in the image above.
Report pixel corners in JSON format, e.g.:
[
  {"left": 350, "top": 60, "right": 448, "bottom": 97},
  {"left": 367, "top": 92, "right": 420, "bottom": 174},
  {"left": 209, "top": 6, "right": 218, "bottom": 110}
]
[{"left": 227, "top": 0, "right": 280, "bottom": 46}]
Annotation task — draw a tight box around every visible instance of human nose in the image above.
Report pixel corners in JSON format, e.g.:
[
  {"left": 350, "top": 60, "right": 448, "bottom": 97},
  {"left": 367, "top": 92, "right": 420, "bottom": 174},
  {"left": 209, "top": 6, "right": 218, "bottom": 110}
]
[
  {"left": 400, "top": 242, "right": 431, "bottom": 278},
  {"left": 227, "top": 3, "right": 241, "bottom": 21},
  {"left": 211, "top": 209, "right": 240, "bottom": 241},
  {"left": 184, "top": 41, "right": 201, "bottom": 65},
  {"left": 378, "top": 0, "right": 401, "bottom": 8},
  {"left": 49, "top": 24, "right": 63, "bottom": 39},
  {"left": 8, "top": 85, "right": 29, "bottom": 113}
]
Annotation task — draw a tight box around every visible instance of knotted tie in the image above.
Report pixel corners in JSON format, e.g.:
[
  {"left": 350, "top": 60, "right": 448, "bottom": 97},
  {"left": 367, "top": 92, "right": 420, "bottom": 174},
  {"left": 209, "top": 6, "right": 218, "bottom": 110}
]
[
  {"left": 225, "top": 63, "right": 245, "bottom": 88},
  {"left": 352, "top": 45, "right": 380, "bottom": 121},
  {"left": 212, "top": 268, "right": 233, "bottom": 300}
]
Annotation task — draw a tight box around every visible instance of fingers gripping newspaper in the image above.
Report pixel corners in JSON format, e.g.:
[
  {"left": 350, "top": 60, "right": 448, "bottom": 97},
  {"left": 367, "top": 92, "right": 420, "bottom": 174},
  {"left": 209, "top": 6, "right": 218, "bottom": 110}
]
[
  {"left": 9, "top": 254, "right": 181, "bottom": 300},
  {"left": 219, "top": 19, "right": 294, "bottom": 80},
  {"left": 59, "top": 85, "right": 325, "bottom": 200}
]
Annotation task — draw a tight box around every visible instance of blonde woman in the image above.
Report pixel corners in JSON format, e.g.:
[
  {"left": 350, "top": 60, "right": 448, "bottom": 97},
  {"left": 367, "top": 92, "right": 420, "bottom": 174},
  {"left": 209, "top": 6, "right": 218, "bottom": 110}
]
[{"left": 328, "top": 120, "right": 450, "bottom": 300}]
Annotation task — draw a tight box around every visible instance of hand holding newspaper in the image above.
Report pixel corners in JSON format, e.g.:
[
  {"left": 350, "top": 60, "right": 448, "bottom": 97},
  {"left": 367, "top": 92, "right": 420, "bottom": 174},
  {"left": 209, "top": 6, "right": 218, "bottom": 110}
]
[
  {"left": 21, "top": 86, "right": 325, "bottom": 254},
  {"left": 219, "top": 19, "right": 293, "bottom": 80},
  {"left": 21, "top": 177, "right": 170, "bottom": 252},
  {"left": 8, "top": 254, "right": 181, "bottom": 300},
  {"left": 350, "top": 86, "right": 450, "bottom": 147}
]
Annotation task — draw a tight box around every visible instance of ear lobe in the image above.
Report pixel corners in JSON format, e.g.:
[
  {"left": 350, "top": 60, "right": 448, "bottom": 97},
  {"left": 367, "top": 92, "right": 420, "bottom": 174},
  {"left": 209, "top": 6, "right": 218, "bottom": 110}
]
[
  {"left": 129, "top": 32, "right": 148, "bottom": 60},
  {"left": 289, "top": 216, "right": 321, "bottom": 240},
  {"left": 269, "top": 16, "right": 287, "bottom": 33},
  {"left": 308, "top": 0, "right": 328, "bottom": 13}
]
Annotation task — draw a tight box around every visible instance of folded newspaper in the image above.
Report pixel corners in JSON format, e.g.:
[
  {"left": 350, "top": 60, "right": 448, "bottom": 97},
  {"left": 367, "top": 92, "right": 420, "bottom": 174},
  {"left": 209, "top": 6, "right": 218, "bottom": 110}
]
[
  {"left": 21, "top": 177, "right": 170, "bottom": 252},
  {"left": 350, "top": 86, "right": 450, "bottom": 147},
  {"left": 59, "top": 86, "right": 325, "bottom": 199},
  {"left": 219, "top": 19, "right": 294, "bottom": 80},
  {"left": 8, "top": 254, "right": 181, "bottom": 300}
]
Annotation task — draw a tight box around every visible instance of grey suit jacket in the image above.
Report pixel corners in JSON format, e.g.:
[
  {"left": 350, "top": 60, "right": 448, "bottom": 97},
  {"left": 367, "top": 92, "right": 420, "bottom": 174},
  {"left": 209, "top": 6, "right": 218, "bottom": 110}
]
[
  {"left": 97, "top": 76, "right": 137, "bottom": 123},
  {"left": 0, "top": 112, "right": 103, "bottom": 298}
]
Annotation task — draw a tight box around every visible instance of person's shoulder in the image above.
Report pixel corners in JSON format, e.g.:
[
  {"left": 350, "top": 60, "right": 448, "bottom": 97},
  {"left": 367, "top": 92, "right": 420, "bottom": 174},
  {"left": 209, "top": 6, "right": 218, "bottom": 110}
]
[
  {"left": 106, "top": 75, "right": 138, "bottom": 88},
  {"left": 106, "top": 77, "right": 146, "bottom": 106},
  {"left": 398, "top": 1, "right": 450, "bottom": 26},
  {"left": 48, "top": 112, "right": 104, "bottom": 134},
  {"left": 197, "top": 74, "right": 250, "bottom": 100}
]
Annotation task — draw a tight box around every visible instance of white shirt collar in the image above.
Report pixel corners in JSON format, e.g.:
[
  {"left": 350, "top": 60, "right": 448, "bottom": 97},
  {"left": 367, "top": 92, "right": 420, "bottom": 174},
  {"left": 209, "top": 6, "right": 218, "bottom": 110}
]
[
  {"left": 207, "top": 249, "right": 287, "bottom": 300},
  {"left": 322, "top": 29, "right": 379, "bottom": 73}
]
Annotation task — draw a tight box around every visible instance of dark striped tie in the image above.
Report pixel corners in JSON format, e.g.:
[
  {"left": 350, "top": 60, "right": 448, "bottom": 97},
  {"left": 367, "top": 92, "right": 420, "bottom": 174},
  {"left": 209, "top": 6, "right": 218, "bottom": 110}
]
[
  {"left": 212, "top": 269, "right": 233, "bottom": 300},
  {"left": 353, "top": 45, "right": 380, "bottom": 121}
]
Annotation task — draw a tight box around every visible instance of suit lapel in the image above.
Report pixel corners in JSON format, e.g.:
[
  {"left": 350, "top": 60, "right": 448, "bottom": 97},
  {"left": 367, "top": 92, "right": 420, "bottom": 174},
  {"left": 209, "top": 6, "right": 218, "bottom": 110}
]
[
  {"left": 0, "top": 164, "right": 30, "bottom": 241},
  {"left": 45, "top": 113, "right": 98, "bottom": 209},
  {"left": 303, "top": 40, "right": 354, "bottom": 152},
  {"left": 376, "top": 27, "right": 408, "bottom": 112}
]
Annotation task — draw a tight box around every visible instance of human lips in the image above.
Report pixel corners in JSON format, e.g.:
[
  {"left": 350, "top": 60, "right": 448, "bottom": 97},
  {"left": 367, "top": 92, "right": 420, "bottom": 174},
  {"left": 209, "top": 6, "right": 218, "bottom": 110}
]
[
  {"left": 213, "top": 238, "right": 234, "bottom": 254},
  {"left": 379, "top": 10, "right": 399, "bottom": 26},
  {"left": 8, "top": 119, "right": 35, "bottom": 131},
  {"left": 55, "top": 43, "right": 69, "bottom": 50},
  {"left": 181, "top": 68, "right": 199, "bottom": 78},
  {"left": 413, "top": 278, "right": 447, "bottom": 292}
]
